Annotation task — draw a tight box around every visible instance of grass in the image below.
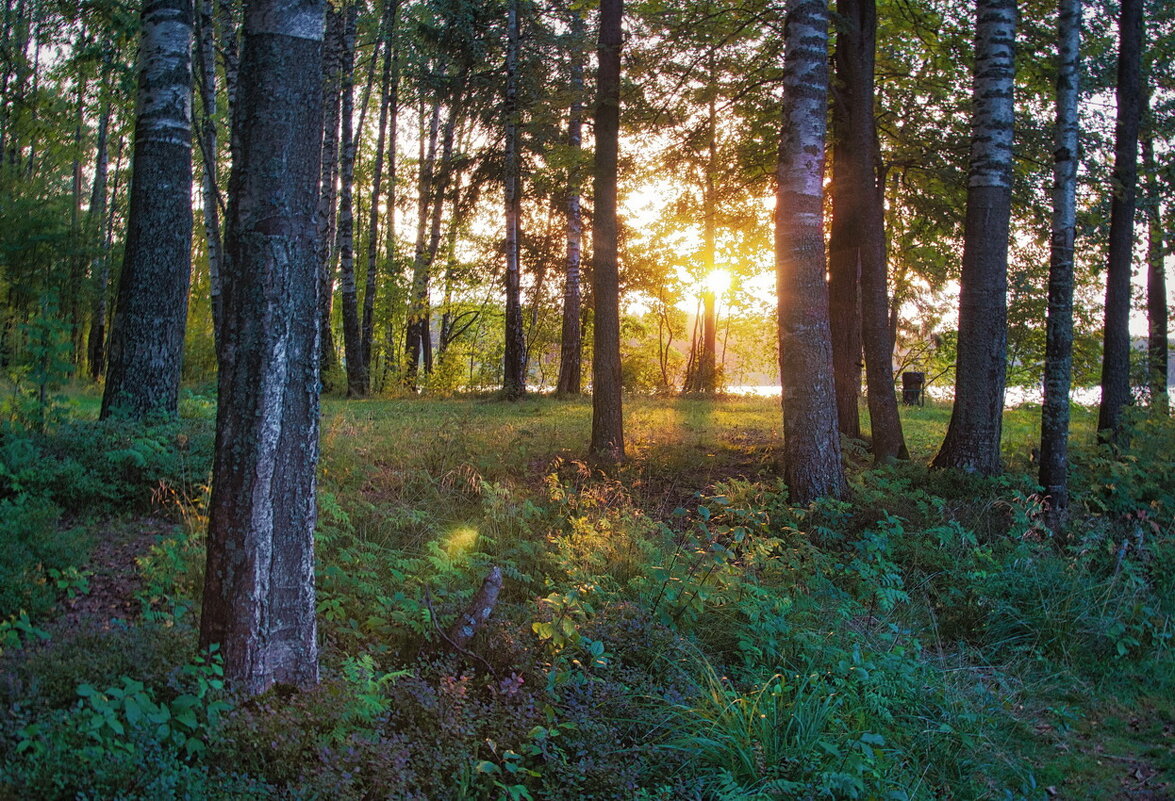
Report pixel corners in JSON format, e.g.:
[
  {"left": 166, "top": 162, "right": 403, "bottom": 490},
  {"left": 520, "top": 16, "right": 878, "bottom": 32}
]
[{"left": 0, "top": 390, "right": 1170, "bottom": 800}]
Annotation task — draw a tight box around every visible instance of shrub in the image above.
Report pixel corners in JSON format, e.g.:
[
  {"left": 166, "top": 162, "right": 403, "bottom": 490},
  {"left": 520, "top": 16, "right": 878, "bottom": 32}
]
[{"left": 0, "top": 495, "right": 86, "bottom": 619}]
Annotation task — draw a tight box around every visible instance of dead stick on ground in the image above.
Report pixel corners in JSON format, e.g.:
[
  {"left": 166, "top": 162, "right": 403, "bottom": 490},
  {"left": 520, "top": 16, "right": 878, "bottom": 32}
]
[
  {"left": 448, "top": 566, "right": 503, "bottom": 648},
  {"left": 422, "top": 566, "right": 502, "bottom": 675}
]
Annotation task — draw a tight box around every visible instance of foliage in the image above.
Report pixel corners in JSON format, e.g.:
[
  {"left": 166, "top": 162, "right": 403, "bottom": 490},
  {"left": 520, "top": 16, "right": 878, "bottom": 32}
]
[
  {"left": 0, "top": 495, "right": 88, "bottom": 619},
  {"left": 3, "top": 397, "right": 1174, "bottom": 798},
  {"left": 1, "top": 648, "right": 235, "bottom": 800}
]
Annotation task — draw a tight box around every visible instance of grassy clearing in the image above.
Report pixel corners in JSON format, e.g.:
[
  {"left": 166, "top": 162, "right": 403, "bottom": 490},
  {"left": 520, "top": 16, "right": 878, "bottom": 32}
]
[{"left": 0, "top": 393, "right": 1171, "bottom": 800}]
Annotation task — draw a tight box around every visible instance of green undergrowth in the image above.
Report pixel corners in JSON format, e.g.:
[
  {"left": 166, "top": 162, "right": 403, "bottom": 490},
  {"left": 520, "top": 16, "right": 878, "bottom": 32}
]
[
  {"left": 0, "top": 395, "right": 1170, "bottom": 799},
  {"left": 0, "top": 409, "right": 213, "bottom": 624}
]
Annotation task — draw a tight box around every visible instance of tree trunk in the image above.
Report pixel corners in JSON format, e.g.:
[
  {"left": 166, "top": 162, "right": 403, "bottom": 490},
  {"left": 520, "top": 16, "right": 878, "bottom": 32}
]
[
  {"left": 336, "top": 2, "right": 363, "bottom": 397},
  {"left": 932, "top": 0, "right": 1016, "bottom": 475},
  {"left": 85, "top": 81, "right": 111, "bottom": 381},
  {"left": 361, "top": 0, "right": 398, "bottom": 392},
  {"left": 1039, "top": 0, "right": 1082, "bottom": 531},
  {"left": 316, "top": 5, "right": 343, "bottom": 384},
  {"left": 590, "top": 0, "right": 625, "bottom": 461},
  {"left": 101, "top": 0, "right": 194, "bottom": 420},
  {"left": 1141, "top": 94, "right": 1167, "bottom": 414},
  {"left": 68, "top": 65, "right": 88, "bottom": 366},
  {"left": 776, "top": 0, "right": 845, "bottom": 503},
  {"left": 195, "top": 0, "right": 225, "bottom": 342},
  {"left": 90, "top": 133, "right": 127, "bottom": 382},
  {"left": 700, "top": 91, "right": 719, "bottom": 394},
  {"left": 503, "top": 0, "right": 525, "bottom": 399},
  {"left": 406, "top": 85, "right": 463, "bottom": 387},
  {"left": 555, "top": 9, "right": 585, "bottom": 397},
  {"left": 1097, "top": 0, "right": 1142, "bottom": 439},
  {"left": 200, "top": 0, "right": 324, "bottom": 696},
  {"left": 833, "top": 0, "right": 907, "bottom": 462},
  {"left": 405, "top": 100, "right": 441, "bottom": 389},
  {"left": 216, "top": 0, "right": 240, "bottom": 164},
  {"left": 827, "top": 84, "right": 862, "bottom": 437}
]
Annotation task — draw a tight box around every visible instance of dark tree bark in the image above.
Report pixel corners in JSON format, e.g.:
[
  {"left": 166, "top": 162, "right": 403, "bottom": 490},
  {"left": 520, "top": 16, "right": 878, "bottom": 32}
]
[
  {"left": 101, "top": 0, "right": 194, "bottom": 420},
  {"left": 932, "top": 0, "right": 1016, "bottom": 475},
  {"left": 555, "top": 9, "right": 586, "bottom": 397},
  {"left": 406, "top": 83, "right": 464, "bottom": 387},
  {"left": 195, "top": 0, "right": 225, "bottom": 342},
  {"left": 316, "top": 5, "right": 343, "bottom": 383},
  {"left": 1039, "top": 0, "right": 1082, "bottom": 531},
  {"left": 1142, "top": 94, "right": 1167, "bottom": 414},
  {"left": 361, "top": 0, "right": 399, "bottom": 391},
  {"left": 199, "top": 0, "right": 324, "bottom": 696},
  {"left": 831, "top": 0, "right": 907, "bottom": 462},
  {"left": 89, "top": 135, "right": 127, "bottom": 381},
  {"left": 85, "top": 80, "right": 111, "bottom": 381},
  {"left": 684, "top": 84, "right": 721, "bottom": 396},
  {"left": 503, "top": 0, "right": 525, "bottom": 399},
  {"left": 827, "top": 96, "right": 862, "bottom": 438},
  {"left": 776, "top": 0, "right": 845, "bottom": 503},
  {"left": 67, "top": 63, "right": 89, "bottom": 365},
  {"left": 1097, "top": 0, "right": 1142, "bottom": 438},
  {"left": 216, "top": 0, "right": 240, "bottom": 164},
  {"left": 336, "top": 3, "right": 363, "bottom": 397},
  {"left": 405, "top": 100, "right": 441, "bottom": 388},
  {"left": 590, "top": 0, "right": 625, "bottom": 461}
]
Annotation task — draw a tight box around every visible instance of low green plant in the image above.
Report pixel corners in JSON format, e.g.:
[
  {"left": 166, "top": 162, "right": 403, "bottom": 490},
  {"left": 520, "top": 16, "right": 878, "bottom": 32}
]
[
  {"left": 0, "top": 610, "right": 49, "bottom": 657},
  {"left": 0, "top": 494, "right": 87, "bottom": 619},
  {"left": 2, "top": 649, "right": 232, "bottom": 799}
]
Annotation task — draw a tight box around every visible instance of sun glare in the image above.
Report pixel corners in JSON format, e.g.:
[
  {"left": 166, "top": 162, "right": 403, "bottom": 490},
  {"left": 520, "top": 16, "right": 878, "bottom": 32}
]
[{"left": 704, "top": 268, "right": 732, "bottom": 296}]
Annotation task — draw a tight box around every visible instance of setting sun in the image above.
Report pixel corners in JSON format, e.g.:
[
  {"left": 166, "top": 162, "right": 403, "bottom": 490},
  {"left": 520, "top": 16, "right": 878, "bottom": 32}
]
[{"left": 703, "top": 268, "right": 732, "bottom": 296}]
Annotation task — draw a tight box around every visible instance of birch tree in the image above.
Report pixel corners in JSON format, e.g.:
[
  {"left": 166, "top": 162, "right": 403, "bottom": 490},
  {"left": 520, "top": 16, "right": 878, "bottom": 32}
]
[
  {"left": 101, "top": 0, "right": 194, "bottom": 420},
  {"left": 932, "top": 0, "right": 1016, "bottom": 475},
  {"left": 776, "top": 0, "right": 845, "bottom": 502},
  {"left": 199, "top": 0, "right": 325, "bottom": 695}
]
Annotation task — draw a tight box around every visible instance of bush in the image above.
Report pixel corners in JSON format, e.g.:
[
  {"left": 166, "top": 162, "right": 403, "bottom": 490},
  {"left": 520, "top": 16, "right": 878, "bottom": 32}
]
[
  {"left": 0, "top": 649, "right": 235, "bottom": 800},
  {"left": 0, "top": 417, "right": 213, "bottom": 518},
  {"left": 0, "top": 495, "right": 87, "bottom": 619}
]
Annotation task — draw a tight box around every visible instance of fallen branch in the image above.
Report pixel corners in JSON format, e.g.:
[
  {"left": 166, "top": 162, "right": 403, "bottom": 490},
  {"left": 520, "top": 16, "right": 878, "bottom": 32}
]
[{"left": 447, "top": 566, "right": 503, "bottom": 649}]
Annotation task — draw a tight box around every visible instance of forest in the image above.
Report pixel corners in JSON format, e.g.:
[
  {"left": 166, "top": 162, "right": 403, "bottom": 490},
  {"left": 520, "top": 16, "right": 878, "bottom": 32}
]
[{"left": 0, "top": 0, "right": 1173, "bottom": 797}]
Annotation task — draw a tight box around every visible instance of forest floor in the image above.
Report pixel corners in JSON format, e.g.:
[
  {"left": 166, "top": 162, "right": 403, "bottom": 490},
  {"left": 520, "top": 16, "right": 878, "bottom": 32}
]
[{"left": 1, "top": 392, "right": 1173, "bottom": 799}]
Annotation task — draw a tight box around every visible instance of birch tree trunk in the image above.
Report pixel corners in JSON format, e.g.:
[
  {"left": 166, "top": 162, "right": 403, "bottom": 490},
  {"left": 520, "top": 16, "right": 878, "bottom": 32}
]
[
  {"left": 101, "top": 0, "right": 194, "bottom": 420},
  {"left": 200, "top": 0, "right": 324, "bottom": 696},
  {"left": 1097, "top": 0, "right": 1142, "bottom": 439},
  {"left": 932, "top": 0, "right": 1016, "bottom": 475},
  {"left": 776, "top": 0, "right": 845, "bottom": 503},
  {"left": 590, "top": 0, "right": 625, "bottom": 461},
  {"left": 1039, "top": 0, "right": 1082, "bottom": 531}
]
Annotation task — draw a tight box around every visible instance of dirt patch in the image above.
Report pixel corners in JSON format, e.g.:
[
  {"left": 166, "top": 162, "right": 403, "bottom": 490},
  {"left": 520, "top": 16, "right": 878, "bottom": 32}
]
[{"left": 52, "top": 518, "right": 177, "bottom": 635}]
